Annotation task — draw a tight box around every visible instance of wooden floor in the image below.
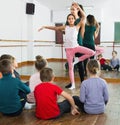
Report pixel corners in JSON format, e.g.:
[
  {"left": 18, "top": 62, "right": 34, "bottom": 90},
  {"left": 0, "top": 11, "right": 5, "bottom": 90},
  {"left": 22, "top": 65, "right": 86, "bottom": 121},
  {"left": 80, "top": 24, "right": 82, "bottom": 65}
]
[{"left": 0, "top": 61, "right": 120, "bottom": 125}]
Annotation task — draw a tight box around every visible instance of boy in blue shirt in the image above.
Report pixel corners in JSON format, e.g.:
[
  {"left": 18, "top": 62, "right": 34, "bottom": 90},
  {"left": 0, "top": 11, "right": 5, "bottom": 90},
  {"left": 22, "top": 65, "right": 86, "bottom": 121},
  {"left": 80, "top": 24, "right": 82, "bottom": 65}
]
[
  {"left": 110, "top": 50, "right": 120, "bottom": 71},
  {"left": 0, "top": 59, "right": 30, "bottom": 116}
]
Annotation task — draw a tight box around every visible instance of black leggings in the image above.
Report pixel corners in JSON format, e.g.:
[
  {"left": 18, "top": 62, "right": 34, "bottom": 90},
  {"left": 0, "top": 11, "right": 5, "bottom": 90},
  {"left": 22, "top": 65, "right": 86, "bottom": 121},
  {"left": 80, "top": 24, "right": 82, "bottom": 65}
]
[
  {"left": 83, "top": 44, "right": 95, "bottom": 75},
  {"left": 51, "top": 100, "right": 71, "bottom": 119},
  {"left": 114, "top": 65, "right": 119, "bottom": 71},
  {"left": 73, "top": 96, "right": 85, "bottom": 112},
  {"left": 75, "top": 53, "right": 85, "bottom": 82}
]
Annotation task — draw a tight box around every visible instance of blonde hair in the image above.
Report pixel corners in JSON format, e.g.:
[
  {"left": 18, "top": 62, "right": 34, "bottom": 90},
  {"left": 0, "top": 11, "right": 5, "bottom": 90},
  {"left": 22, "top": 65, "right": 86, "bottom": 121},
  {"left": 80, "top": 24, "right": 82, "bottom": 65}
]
[{"left": 87, "top": 59, "right": 100, "bottom": 74}]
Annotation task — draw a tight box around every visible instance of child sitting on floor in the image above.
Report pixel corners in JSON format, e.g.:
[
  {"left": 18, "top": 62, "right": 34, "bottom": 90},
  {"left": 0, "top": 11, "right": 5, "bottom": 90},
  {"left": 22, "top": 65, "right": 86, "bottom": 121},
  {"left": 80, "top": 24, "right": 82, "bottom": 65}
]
[
  {"left": 0, "top": 59, "right": 30, "bottom": 116},
  {"left": 0, "top": 54, "right": 21, "bottom": 79},
  {"left": 73, "top": 59, "right": 109, "bottom": 114},
  {"left": 27, "top": 55, "right": 47, "bottom": 103},
  {"left": 34, "top": 67, "right": 79, "bottom": 120},
  {"left": 110, "top": 50, "right": 120, "bottom": 71},
  {"left": 97, "top": 54, "right": 112, "bottom": 71}
]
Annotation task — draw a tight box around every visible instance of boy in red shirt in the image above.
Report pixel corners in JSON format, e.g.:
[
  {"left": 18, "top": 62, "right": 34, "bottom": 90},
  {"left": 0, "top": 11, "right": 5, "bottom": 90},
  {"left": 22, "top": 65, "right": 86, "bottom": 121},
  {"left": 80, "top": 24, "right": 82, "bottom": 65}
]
[
  {"left": 34, "top": 67, "right": 79, "bottom": 120},
  {"left": 97, "top": 54, "right": 112, "bottom": 71}
]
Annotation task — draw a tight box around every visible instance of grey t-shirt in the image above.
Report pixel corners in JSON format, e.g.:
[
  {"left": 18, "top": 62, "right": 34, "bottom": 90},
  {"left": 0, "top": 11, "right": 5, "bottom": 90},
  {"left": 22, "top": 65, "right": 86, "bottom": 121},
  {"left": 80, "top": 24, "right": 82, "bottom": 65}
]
[{"left": 80, "top": 77, "right": 109, "bottom": 114}]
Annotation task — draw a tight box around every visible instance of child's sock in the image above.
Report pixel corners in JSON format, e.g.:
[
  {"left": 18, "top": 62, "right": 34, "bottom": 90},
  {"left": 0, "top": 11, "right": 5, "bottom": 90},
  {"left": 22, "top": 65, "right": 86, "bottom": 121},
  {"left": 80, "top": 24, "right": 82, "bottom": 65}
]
[
  {"left": 73, "top": 57, "right": 79, "bottom": 66},
  {"left": 24, "top": 102, "right": 35, "bottom": 110}
]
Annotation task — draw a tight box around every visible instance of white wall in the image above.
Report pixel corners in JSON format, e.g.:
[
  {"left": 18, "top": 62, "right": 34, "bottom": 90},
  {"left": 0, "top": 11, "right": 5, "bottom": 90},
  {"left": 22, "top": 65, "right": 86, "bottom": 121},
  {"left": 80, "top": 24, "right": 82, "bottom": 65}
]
[
  {"left": 0, "top": 0, "right": 22, "bottom": 40},
  {"left": 33, "top": 0, "right": 55, "bottom": 41},
  {"left": 0, "top": 0, "right": 55, "bottom": 62},
  {"left": 100, "top": 0, "right": 120, "bottom": 59},
  {"left": 101, "top": 0, "right": 120, "bottom": 41},
  {"left": 52, "top": 7, "right": 102, "bottom": 23}
]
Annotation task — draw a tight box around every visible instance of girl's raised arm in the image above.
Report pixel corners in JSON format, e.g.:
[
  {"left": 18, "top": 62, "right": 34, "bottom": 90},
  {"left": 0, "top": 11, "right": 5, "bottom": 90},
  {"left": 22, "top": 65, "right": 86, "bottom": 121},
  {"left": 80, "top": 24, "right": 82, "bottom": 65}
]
[
  {"left": 72, "top": 2, "right": 86, "bottom": 21},
  {"left": 38, "top": 25, "right": 65, "bottom": 32},
  {"left": 73, "top": 3, "right": 85, "bottom": 37}
]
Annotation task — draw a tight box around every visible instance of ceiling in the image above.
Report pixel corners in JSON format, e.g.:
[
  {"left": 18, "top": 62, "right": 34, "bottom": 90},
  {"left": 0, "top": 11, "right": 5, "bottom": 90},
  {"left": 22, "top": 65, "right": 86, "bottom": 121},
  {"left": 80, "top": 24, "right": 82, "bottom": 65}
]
[{"left": 36, "top": 0, "right": 107, "bottom": 10}]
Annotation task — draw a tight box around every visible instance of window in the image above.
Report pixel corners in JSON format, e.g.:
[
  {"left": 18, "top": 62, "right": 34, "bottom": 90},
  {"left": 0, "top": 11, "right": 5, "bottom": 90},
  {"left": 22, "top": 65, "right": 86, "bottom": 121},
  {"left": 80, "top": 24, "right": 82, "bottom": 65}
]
[{"left": 114, "top": 22, "right": 120, "bottom": 44}]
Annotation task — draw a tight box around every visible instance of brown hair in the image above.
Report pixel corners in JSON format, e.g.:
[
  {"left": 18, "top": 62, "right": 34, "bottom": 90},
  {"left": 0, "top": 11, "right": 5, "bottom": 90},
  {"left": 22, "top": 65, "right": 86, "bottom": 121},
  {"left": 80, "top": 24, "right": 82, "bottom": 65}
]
[
  {"left": 87, "top": 14, "right": 96, "bottom": 26},
  {"left": 97, "top": 54, "right": 103, "bottom": 58},
  {"left": 0, "top": 54, "right": 15, "bottom": 64},
  {"left": 35, "top": 55, "right": 47, "bottom": 71},
  {"left": 112, "top": 50, "right": 117, "bottom": 55},
  {"left": 67, "top": 13, "right": 76, "bottom": 20},
  {"left": 66, "top": 14, "right": 76, "bottom": 25},
  {"left": 40, "top": 67, "right": 54, "bottom": 82},
  {"left": 0, "top": 59, "right": 12, "bottom": 74},
  {"left": 87, "top": 59, "right": 100, "bottom": 74}
]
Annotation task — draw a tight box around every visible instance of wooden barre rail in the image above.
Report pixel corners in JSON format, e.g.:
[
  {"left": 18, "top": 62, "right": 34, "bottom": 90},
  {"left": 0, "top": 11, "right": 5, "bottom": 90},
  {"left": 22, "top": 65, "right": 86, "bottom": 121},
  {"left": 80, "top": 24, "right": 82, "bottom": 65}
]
[{"left": 0, "top": 39, "right": 55, "bottom": 43}]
